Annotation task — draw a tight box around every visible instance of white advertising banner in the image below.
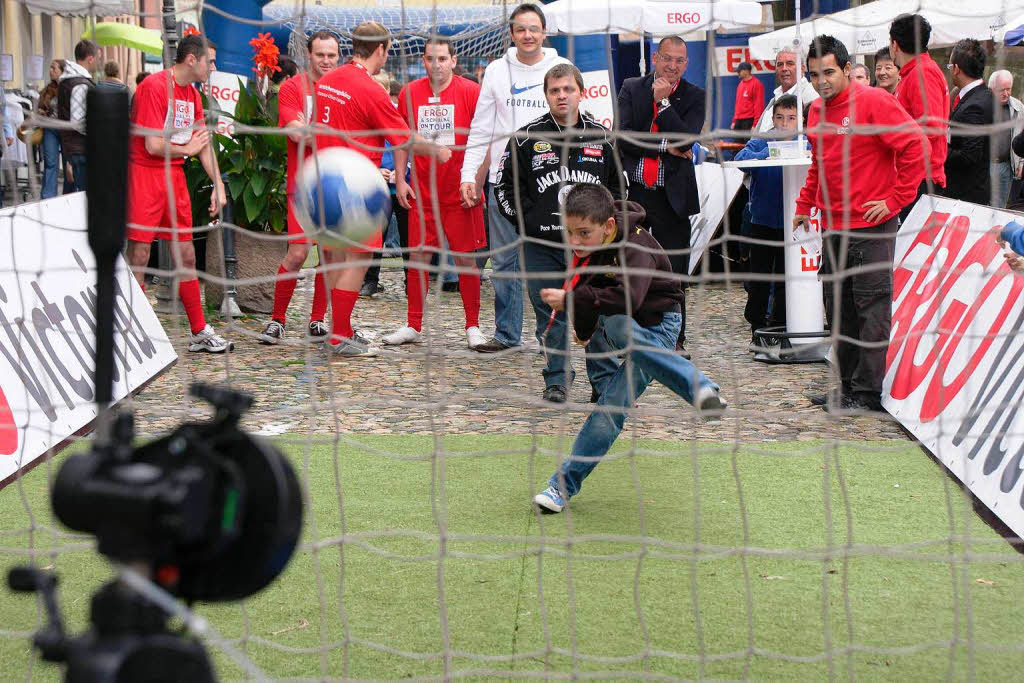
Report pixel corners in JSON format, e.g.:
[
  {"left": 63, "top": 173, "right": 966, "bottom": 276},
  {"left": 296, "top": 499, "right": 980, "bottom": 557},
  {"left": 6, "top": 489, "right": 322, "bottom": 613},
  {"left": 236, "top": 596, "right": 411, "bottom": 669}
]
[
  {"left": 713, "top": 45, "right": 777, "bottom": 76},
  {"left": 205, "top": 71, "right": 248, "bottom": 136},
  {"left": 689, "top": 162, "right": 745, "bottom": 274},
  {"left": 0, "top": 195, "right": 177, "bottom": 486},
  {"left": 580, "top": 69, "right": 615, "bottom": 129},
  {"left": 884, "top": 196, "right": 1024, "bottom": 539}
]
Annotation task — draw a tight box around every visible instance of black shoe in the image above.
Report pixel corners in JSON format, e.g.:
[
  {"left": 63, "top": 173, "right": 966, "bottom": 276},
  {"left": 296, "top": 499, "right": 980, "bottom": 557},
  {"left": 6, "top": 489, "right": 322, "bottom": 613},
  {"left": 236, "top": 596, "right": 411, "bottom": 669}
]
[
  {"left": 675, "top": 344, "right": 691, "bottom": 360},
  {"left": 822, "top": 394, "right": 884, "bottom": 415},
  {"left": 809, "top": 386, "right": 851, "bottom": 406},
  {"left": 441, "top": 280, "right": 460, "bottom": 292},
  {"left": 474, "top": 337, "right": 514, "bottom": 353},
  {"left": 359, "top": 281, "right": 379, "bottom": 297},
  {"left": 543, "top": 385, "right": 568, "bottom": 403}
]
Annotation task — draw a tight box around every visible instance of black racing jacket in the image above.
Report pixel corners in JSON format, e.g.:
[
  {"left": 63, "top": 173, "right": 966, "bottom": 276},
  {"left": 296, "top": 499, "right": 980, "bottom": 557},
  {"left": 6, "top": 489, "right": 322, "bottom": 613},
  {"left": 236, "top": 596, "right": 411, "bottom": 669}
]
[
  {"left": 494, "top": 111, "right": 627, "bottom": 244},
  {"left": 570, "top": 201, "right": 684, "bottom": 341}
]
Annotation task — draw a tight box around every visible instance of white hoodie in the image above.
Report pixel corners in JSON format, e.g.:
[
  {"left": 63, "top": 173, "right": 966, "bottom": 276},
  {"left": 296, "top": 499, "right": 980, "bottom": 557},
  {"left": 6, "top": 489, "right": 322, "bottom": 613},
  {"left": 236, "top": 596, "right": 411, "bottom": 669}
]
[
  {"left": 59, "top": 60, "right": 94, "bottom": 130},
  {"left": 460, "top": 47, "right": 570, "bottom": 185}
]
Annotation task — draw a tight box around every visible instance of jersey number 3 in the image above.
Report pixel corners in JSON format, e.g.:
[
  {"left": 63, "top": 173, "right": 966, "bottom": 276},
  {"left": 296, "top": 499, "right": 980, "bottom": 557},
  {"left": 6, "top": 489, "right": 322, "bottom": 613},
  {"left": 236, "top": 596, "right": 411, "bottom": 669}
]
[{"left": 321, "top": 106, "right": 330, "bottom": 124}]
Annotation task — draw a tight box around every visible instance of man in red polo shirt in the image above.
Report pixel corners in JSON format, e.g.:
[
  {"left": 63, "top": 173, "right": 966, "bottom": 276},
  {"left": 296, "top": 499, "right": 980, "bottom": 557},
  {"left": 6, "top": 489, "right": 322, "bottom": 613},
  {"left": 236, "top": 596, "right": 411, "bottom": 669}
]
[
  {"left": 256, "top": 31, "right": 339, "bottom": 346},
  {"left": 889, "top": 13, "right": 948, "bottom": 216},
  {"left": 124, "top": 34, "right": 230, "bottom": 353},
  {"left": 794, "top": 35, "right": 924, "bottom": 414},
  {"left": 381, "top": 37, "right": 487, "bottom": 349},
  {"left": 731, "top": 61, "right": 764, "bottom": 131},
  {"left": 314, "top": 21, "right": 451, "bottom": 357}
]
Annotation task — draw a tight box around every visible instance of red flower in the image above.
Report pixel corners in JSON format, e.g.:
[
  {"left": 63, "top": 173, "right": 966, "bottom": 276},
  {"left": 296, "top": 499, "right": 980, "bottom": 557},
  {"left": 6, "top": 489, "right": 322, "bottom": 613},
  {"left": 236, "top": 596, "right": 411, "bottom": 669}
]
[{"left": 249, "top": 32, "right": 281, "bottom": 79}]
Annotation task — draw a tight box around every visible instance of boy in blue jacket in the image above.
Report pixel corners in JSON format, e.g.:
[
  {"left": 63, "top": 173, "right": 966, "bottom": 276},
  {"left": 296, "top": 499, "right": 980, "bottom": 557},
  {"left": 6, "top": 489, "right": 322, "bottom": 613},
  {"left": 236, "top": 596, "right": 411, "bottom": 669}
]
[
  {"left": 733, "top": 94, "right": 800, "bottom": 348},
  {"left": 1000, "top": 220, "right": 1024, "bottom": 273}
]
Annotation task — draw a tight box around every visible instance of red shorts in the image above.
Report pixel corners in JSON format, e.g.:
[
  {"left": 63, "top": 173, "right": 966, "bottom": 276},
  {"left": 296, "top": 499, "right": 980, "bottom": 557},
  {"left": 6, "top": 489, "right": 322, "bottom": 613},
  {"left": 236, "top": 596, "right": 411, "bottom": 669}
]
[
  {"left": 408, "top": 201, "right": 486, "bottom": 253},
  {"left": 289, "top": 194, "right": 381, "bottom": 253},
  {"left": 126, "top": 164, "right": 193, "bottom": 243}
]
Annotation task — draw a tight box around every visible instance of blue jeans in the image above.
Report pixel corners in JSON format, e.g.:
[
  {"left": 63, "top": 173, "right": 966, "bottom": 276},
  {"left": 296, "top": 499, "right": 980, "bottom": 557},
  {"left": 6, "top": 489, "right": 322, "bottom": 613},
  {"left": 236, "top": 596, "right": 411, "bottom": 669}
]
[
  {"left": 486, "top": 184, "right": 523, "bottom": 346},
  {"left": 524, "top": 241, "right": 573, "bottom": 389},
  {"left": 549, "top": 312, "right": 717, "bottom": 497},
  {"left": 42, "top": 128, "right": 61, "bottom": 199},
  {"left": 68, "top": 154, "right": 87, "bottom": 192},
  {"left": 995, "top": 161, "right": 1014, "bottom": 208}
]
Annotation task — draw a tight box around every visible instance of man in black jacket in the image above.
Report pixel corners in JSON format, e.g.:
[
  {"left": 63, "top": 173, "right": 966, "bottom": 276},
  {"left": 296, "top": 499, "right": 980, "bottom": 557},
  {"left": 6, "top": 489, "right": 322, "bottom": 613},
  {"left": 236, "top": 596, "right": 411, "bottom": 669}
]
[
  {"left": 616, "top": 36, "right": 703, "bottom": 355},
  {"left": 944, "top": 39, "right": 994, "bottom": 205},
  {"left": 495, "top": 63, "right": 626, "bottom": 403},
  {"left": 532, "top": 184, "right": 725, "bottom": 514},
  {"left": 57, "top": 40, "right": 96, "bottom": 192}
]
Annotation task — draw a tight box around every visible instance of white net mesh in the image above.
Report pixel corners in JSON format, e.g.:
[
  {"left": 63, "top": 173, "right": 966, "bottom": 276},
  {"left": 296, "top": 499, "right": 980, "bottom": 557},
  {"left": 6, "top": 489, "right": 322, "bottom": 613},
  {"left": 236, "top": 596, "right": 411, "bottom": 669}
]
[{"left": 2, "top": 0, "right": 1024, "bottom": 680}]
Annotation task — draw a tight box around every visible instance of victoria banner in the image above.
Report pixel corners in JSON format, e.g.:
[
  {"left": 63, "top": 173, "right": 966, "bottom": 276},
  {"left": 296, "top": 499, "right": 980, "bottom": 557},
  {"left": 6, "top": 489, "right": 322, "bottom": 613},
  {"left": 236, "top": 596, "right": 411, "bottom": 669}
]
[
  {"left": 884, "top": 196, "right": 1024, "bottom": 539},
  {"left": 0, "top": 194, "right": 177, "bottom": 486}
]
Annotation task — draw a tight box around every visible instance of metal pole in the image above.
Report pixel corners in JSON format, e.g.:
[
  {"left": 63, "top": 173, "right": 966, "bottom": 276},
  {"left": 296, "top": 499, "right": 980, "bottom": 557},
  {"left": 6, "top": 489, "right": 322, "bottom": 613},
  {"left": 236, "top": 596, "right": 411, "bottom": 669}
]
[
  {"left": 154, "top": 0, "right": 179, "bottom": 314},
  {"left": 219, "top": 176, "right": 241, "bottom": 317}
]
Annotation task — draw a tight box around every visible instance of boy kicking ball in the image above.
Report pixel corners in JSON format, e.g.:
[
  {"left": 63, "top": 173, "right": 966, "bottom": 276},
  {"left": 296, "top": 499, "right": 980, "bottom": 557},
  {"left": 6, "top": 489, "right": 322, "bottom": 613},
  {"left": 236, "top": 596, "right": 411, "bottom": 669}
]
[{"left": 533, "top": 184, "right": 726, "bottom": 514}]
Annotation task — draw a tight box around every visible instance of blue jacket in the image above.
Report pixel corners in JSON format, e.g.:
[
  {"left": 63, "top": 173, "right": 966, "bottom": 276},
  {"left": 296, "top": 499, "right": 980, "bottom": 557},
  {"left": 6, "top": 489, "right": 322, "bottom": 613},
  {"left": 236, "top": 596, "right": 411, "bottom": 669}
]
[
  {"left": 1002, "top": 221, "right": 1024, "bottom": 256},
  {"left": 734, "top": 138, "right": 783, "bottom": 229}
]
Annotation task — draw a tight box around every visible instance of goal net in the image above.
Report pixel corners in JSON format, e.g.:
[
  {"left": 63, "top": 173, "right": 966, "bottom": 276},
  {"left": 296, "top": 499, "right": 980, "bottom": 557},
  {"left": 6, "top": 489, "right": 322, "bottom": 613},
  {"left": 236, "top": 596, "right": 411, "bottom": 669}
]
[{"left": 2, "top": 0, "right": 1023, "bottom": 679}]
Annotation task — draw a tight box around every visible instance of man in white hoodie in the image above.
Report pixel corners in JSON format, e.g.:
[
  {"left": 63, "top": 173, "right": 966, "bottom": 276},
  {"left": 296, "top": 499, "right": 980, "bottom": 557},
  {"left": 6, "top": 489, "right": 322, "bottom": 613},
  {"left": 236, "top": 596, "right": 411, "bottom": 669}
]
[
  {"left": 755, "top": 49, "right": 819, "bottom": 132},
  {"left": 459, "top": 3, "right": 569, "bottom": 353},
  {"left": 57, "top": 40, "right": 97, "bottom": 192}
]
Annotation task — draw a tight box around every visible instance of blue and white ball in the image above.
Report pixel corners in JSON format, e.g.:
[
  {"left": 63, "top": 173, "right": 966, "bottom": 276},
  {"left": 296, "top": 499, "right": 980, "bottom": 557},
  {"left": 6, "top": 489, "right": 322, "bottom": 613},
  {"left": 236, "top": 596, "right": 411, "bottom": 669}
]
[{"left": 294, "top": 147, "right": 391, "bottom": 246}]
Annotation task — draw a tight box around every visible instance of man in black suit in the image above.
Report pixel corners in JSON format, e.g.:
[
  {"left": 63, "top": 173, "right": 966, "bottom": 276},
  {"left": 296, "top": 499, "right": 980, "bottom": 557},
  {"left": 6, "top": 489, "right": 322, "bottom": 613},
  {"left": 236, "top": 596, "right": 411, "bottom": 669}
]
[
  {"left": 616, "top": 36, "right": 704, "bottom": 354},
  {"left": 944, "top": 38, "right": 994, "bottom": 205}
]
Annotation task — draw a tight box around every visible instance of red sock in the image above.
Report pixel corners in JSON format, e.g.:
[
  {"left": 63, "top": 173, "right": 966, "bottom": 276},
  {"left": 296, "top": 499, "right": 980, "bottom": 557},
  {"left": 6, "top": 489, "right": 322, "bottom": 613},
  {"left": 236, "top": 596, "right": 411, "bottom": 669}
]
[
  {"left": 178, "top": 278, "right": 206, "bottom": 334},
  {"left": 458, "top": 272, "right": 481, "bottom": 329},
  {"left": 310, "top": 270, "right": 328, "bottom": 322},
  {"left": 406, "top": 265, "right": 429, "bottom": 332},
  {"left": 330, "top": 288, "right": 358, "bottom": 340},
  {"left": 271, "top": 265, "right": 299, "bottom": 324}
]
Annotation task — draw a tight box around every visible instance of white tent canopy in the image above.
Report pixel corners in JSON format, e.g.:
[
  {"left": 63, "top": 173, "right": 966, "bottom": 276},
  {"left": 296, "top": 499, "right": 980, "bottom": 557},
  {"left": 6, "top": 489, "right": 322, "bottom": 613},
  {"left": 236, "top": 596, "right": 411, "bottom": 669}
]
[
  {"left": 545, "top": 0, "right": 765, "bottom": 36},
  {"left": 749, "top": 0, "right": 1024, "bottom": 59},
  {"left": 21, "top": 1, "right": 134, "bottom": 16}
]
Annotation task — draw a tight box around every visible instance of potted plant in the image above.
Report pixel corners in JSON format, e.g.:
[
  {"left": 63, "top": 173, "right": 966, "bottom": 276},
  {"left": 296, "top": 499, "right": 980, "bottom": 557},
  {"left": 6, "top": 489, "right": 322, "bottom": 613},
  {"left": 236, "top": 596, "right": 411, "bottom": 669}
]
[{"left": 188, "top": 33, "right": 288, "bottom": 314}]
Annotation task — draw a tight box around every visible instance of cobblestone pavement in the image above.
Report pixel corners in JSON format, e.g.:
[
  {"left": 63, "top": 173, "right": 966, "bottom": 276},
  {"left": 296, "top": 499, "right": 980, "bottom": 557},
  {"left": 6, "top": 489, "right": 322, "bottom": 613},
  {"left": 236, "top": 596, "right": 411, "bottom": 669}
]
[{"left": 132, "top": 266, "right": 910, "bottom": 444}]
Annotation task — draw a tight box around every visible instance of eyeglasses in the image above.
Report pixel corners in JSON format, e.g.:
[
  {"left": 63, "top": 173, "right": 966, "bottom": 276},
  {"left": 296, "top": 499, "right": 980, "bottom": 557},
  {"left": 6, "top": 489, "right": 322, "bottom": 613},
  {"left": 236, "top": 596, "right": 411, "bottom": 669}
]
[
  {"left": 656, "top": 54, "right": 687, "bottom": 66},
  {"left": 511, "top": 24, "right": 545, "bottom": 35}
]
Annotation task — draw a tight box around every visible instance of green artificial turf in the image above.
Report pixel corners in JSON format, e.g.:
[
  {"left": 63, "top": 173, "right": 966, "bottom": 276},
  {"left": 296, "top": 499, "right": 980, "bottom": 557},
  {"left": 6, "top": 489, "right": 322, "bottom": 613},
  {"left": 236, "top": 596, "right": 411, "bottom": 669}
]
[{"left": 1, "top": 435, "right": 1021, "bottom": 680}]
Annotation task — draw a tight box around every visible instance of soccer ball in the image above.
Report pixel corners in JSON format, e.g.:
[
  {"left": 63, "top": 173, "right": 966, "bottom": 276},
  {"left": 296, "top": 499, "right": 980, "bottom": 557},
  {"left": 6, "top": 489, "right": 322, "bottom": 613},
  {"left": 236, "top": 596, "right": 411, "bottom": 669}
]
[{"left": 293, "top": 147, "right": 392, "bottom": 246}]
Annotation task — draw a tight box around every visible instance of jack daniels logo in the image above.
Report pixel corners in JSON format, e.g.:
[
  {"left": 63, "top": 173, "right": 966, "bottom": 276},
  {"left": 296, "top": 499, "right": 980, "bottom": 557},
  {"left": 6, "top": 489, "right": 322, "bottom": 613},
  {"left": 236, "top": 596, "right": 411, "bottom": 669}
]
[{"left": 0, "top": 249, "right": 157, "bottom": 454}]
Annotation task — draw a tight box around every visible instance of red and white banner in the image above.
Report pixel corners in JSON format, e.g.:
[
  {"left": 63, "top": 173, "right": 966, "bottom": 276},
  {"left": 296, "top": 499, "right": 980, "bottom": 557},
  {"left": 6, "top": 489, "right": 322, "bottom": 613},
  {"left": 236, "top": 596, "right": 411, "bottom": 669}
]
[
  {"left": 580, "top": 69, "right": 614, "bottom": 129},
  {"left": 0, "top": 194, "right": 177, "bottom": 486},
  {"left": 713, "top": 46, "right": 777, "bottom": 76},
  {"left": 884, "top": 196, "right": 1024, "bottom": 539},
  {"left": 205, "top": 71, "right": 248, "bottom": 136}
]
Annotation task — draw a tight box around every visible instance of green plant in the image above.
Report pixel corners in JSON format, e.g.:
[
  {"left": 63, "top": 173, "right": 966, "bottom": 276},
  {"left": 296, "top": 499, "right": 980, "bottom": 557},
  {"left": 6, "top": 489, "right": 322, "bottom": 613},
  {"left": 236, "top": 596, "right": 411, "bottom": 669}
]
[{"left": 185, "top": 80, "right": 288, "bottom": 233}]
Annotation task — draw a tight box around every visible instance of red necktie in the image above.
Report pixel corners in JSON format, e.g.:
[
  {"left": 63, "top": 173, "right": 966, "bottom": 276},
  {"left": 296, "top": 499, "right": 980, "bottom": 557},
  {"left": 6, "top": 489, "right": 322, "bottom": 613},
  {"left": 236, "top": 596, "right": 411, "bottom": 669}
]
[
  {"left": 951, "top": 94, "right": 961, "bottom": 113},
  {"left": 641, "top": 81, "right": 679, "bottom": 187}
]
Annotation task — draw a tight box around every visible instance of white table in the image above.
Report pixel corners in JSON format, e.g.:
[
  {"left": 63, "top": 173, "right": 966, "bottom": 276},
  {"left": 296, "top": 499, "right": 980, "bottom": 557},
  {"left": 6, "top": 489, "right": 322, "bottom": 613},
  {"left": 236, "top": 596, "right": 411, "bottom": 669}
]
[{"left": 723, "top": 156, "right": 828, "bottom": 361}]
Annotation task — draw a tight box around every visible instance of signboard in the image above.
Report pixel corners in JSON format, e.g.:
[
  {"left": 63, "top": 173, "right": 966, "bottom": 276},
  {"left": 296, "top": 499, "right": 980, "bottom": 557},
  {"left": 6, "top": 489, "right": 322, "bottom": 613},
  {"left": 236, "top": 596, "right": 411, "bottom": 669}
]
[
  {"left": 0, "top": 54, "right": 13, "bottom": 82},
  {"left": 714, "top": 46, "right": 777, "bottom": 76},
  {"left": 25, "top": 55, "right": 44, "bottom": 82},
  {"left": 0, "top": 194, "right": 177, "bottom": 486},
  {"left": 884, "top": 196, "right": 1024, "bottom": 539},
  {"left": 689, "top": 162, "right": 745, "bottom": 274},
  {"left": 205, "top": 70, "right": 247, "bottom": 136},
  {"left": 580, "top": 69, "right": 614, "bottom": 129}
]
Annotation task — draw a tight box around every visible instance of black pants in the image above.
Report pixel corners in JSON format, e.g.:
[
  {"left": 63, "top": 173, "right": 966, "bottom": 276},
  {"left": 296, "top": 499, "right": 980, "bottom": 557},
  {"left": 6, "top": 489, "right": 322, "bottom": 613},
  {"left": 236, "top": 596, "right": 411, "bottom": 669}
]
[
  {"left": 364, "top": 203, "right": 409, "bottom": 286},
  {"left": 819, "top": 218, "right": 898, "bottom": 400},
  {"left": 733, "top": 117, "right": 754, "bottom": 131},
  {"left": 744, "top": 223, "right": 786, "bottom": 334},
  {"left": 627, "top": 184, "right": 691, "bottom": 348}
]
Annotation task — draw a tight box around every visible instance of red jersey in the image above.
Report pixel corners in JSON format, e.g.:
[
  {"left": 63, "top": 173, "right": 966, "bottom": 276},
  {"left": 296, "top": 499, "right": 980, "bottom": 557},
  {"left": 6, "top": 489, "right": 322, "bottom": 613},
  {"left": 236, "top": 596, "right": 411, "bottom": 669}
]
[
  {"left": 314, "top": 62, "right": 409, "bottom": 167},
  {"left": 733, "top": 77, "right": 764, "bottom": 123},
  {"left": 894, "top": 52, "right": 949, "bottom": 188},
  {"left": 130, "top": 69, "right": 204, "bottom": 168},
  {"left": 397, "top": 75, "right": 480, "bottom": 204},
  {"left": 279, "top": 72, "right": 316, "bottom": 195},
  {"left": 796, "top": 82, "right": 925, "bottom": 230}
]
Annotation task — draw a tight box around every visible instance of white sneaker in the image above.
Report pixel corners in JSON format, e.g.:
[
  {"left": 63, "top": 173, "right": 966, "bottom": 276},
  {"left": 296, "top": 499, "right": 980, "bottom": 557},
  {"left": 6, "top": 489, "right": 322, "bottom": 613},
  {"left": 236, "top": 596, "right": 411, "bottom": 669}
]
[
  {"left": 695, "top": 385, "right": 727, "bottom": 420},
  {"left": 188, "top": 325, "right": 233, "bottom": 353},
  {"left": 382, "top": 325, "right": 423, "bottom": 345},
  {"left": 523, "top": 337, "right": 543, "bottom": 354},
  {"left": 465, "top": 326, "right": 487, "bottom": 349}
]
